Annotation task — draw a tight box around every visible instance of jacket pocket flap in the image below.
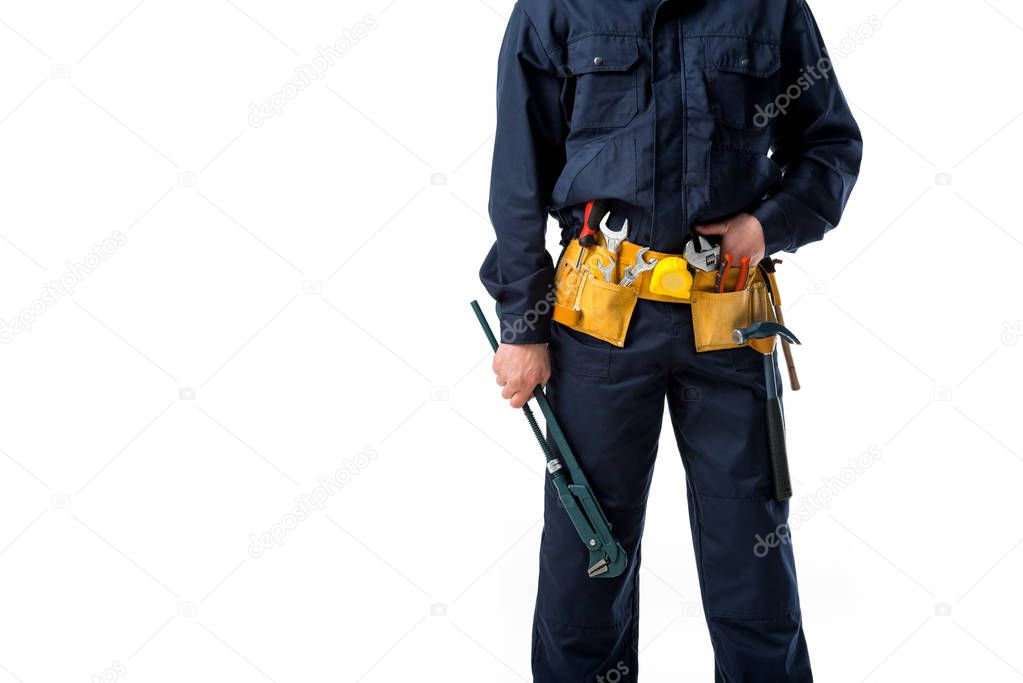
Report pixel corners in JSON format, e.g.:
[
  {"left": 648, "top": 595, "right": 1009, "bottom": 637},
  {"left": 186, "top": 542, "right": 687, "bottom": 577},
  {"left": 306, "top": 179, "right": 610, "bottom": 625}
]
[
  {"left": 564, "top": 34, "right": 640, "bottom": 75},
  {"left": 706, "top": 37, "right": 780, "bottom": 77}
]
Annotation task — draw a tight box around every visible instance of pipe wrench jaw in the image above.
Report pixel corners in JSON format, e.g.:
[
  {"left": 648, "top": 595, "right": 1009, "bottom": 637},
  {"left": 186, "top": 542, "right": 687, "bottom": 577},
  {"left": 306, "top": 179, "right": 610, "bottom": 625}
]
[{"left": 588, "top": 543, "right": 627, "bottom": 578}]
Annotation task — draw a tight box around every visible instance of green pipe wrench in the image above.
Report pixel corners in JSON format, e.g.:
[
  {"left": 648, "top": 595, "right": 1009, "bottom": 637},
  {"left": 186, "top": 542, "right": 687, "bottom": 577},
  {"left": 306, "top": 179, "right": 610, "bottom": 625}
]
[{"left": 471, "top": 300, "right": 627, "bottom": 579}]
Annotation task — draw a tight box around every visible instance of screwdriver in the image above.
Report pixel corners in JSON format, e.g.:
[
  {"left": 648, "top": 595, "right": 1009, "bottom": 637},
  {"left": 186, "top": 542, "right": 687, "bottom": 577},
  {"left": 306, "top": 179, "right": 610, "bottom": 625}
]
[{"left": 576, "top": 199, "right": 610, "bottom": 268}]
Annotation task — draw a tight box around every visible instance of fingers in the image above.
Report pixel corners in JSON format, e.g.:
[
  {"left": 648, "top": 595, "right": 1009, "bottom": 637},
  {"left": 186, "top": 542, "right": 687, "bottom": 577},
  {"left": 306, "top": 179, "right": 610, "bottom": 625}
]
[
  {"left": 509, "top": 392, "right": 530, "bottom": 409},
  {"left": 495, "top": 367, "right": 538, "bottom": 396},
  {"left": 694, "top": 222, "right": 727, "bottom": 236},
  {"left": 492, "top": 343, "right": 550, "bottom": 408},
  {"left": 501, "top": 381, "right": 531, "bottom": 408}
]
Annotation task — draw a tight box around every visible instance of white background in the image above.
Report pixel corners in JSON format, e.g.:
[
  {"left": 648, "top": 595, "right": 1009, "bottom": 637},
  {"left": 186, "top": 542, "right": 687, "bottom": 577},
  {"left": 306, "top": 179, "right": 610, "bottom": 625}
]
[{"left": 0, "top": 0, "right": 1020, "bottom": 681}]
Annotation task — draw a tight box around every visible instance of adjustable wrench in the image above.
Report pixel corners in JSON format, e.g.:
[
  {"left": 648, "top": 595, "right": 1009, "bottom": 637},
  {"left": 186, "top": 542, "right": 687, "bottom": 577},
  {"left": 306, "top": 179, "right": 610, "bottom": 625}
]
[
  {"left": 619, "top": 247, "right": 658, "bottom": 287},
  {"left": 684, "top": 235, "right": 720, "bottom": 272}
]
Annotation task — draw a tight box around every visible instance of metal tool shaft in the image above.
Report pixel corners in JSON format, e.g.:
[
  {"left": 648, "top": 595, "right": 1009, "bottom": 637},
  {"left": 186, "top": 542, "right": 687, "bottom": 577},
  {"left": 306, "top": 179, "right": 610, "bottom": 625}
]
[{"left": 470, "top": 300, "right": 627, "bottom": 578}]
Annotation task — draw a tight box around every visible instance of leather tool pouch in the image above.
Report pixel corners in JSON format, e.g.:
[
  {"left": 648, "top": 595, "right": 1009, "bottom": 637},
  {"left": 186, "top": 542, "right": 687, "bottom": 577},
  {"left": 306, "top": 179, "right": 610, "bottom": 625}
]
[
  {"left": 689, "top": 267, "right": 777, "bottom": 353},
  {"left": 552, "top": 243, "right": 639, "bottom": 348},
  {"left": 553, "top": 239, "right": 780, "bottom": 353}
]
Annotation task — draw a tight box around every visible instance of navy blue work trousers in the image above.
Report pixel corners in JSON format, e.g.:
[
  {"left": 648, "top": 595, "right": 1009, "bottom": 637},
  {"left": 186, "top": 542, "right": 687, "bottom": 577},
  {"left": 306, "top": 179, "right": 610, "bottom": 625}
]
[{"left": 533, "top": 299, "right": 811, "bottom": 682}]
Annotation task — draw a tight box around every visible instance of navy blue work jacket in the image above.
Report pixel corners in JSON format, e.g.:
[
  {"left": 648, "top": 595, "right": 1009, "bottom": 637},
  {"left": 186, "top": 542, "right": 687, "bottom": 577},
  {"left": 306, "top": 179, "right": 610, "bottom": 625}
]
[{"left": 480, "top": 0, "right": 863, "bottom": 344}]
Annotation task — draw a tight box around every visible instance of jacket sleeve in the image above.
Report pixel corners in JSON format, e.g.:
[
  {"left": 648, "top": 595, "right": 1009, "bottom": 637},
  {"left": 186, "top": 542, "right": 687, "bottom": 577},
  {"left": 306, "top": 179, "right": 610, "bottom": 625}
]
[
  {"left": 479, "top": 4, "right": 567, "bottom": 345},
  {"left": 752, "top": 0, "right": 864, "bottom": 255}
]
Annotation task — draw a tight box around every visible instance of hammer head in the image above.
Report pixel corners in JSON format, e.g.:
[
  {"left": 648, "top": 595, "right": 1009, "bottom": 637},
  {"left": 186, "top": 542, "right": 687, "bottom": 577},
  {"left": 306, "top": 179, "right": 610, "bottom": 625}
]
[{"left": 732, "top": 321, "right": 801, "bottom": 346}]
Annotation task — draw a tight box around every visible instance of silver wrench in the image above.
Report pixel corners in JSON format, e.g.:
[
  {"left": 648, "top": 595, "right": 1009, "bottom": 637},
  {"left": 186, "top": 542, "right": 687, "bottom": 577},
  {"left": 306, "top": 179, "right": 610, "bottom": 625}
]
[
  {"left": 599, "top": 214, "right": 629, "bottom": 254},
  {"left": 595, "top": 256, "right": 615, "bottom": 283},
  {"left": 683, "top": 235, "right": 719, "bottom": 272},
  {"left": 619, "top": 247, "right": 658, "bottom": 287}
]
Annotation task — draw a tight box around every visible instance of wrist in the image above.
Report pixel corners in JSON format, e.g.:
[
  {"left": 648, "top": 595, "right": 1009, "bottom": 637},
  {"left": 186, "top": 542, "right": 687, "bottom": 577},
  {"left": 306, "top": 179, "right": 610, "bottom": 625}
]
[{"left": 751, "top": 200, "right": 792, "bottom": 255}]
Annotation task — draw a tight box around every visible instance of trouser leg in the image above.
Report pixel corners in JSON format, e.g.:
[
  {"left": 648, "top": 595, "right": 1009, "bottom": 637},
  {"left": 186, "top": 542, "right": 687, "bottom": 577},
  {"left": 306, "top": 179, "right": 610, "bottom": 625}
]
[
  {"left": 532, "top": 302, "right": 669, "bottom": 683},
  {"left": 666, "top": 307, "right": 812, "bottom": 682}
]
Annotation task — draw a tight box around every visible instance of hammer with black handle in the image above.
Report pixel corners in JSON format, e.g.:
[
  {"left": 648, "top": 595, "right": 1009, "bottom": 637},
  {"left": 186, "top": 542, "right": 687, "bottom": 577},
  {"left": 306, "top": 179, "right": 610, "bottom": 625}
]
[{"left": 733, "top": 321, "right": 801, "bottom": 501}]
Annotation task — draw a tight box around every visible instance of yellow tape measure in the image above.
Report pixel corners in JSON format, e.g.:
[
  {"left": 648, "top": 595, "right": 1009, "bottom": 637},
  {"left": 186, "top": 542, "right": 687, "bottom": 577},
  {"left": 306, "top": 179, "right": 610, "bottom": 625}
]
[{"left": 648, "top": 257, "right": 693, "bottom": 298}]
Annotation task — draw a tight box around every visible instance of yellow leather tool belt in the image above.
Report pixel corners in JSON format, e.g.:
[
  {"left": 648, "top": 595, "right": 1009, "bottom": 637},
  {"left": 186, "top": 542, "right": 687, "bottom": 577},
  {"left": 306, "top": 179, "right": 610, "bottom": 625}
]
[{"left": 552, "top": 239, "right": 779, "bottom": 352}]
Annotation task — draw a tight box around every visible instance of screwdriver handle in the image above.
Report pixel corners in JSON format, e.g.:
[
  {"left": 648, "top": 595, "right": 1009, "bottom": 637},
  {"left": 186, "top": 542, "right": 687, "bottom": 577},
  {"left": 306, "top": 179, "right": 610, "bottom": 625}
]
[{"left": 579, "top": 199, "right": 609, "bottom": 248}]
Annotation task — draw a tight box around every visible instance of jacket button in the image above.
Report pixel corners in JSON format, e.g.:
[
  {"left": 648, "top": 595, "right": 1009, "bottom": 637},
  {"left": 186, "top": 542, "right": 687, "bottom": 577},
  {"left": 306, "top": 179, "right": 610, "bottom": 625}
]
[
  {"left": 593, "top": 56, "right": 604, "bottom": 66},
  {"left": 740, "top": 57, "right": 751, "bottom": 67}
]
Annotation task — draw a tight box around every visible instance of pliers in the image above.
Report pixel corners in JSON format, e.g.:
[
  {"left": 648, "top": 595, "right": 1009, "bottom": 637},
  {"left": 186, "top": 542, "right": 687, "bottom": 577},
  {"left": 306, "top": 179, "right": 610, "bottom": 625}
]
[{"left": 715, "top": 253, "right": 751, "bottom": 292}]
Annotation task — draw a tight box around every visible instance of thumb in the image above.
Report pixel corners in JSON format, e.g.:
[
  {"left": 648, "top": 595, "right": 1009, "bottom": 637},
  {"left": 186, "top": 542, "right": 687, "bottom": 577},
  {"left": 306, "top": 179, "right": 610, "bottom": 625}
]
[{"left": 693, "top": 223, "right": 728, "bottom": 236}]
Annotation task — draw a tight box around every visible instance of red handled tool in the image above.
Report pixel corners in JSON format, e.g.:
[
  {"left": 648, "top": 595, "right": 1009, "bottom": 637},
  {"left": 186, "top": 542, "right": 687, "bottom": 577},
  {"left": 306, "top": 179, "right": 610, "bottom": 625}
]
[
  {"left": 576, "top": 199, "right": 612, "bottom": 268},
  {"left": 580, "top": 199, "right": 611, "bottom": 248},
  {"left": 715, "top": 254, "right": 751, "bottom": 293}
]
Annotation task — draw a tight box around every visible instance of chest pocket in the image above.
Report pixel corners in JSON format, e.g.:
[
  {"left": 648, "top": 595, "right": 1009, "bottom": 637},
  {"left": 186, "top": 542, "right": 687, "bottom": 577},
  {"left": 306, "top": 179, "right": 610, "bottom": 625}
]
[
  {"left": 705, "top": 37, "right": 781, "bottom": 132},
  {"left": 564, "top": 34, "right": 640, "bottom": 129}
]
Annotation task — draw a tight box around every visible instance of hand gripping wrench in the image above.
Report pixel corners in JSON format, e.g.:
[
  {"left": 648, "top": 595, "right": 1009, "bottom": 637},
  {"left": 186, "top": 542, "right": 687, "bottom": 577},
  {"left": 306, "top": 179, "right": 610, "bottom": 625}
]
[
  {"left": 619, "top": 247, "right": 658, "bottom": 287},
  {"left": 471, "top": 301, "right": 628, "bottom": 579}
]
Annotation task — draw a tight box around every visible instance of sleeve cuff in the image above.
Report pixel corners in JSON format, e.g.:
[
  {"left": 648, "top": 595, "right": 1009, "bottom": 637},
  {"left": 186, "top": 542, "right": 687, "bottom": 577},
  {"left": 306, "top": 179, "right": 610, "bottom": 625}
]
[
  {"left": 498, "top": 310, "right": 551, "bottom": 345},
  {"left": 751, "top": 198, "right": 793, "bottom": 255}
]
